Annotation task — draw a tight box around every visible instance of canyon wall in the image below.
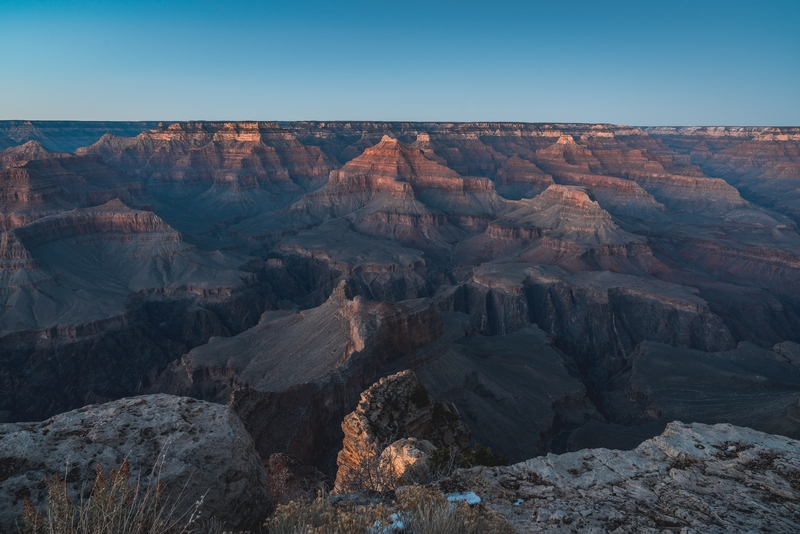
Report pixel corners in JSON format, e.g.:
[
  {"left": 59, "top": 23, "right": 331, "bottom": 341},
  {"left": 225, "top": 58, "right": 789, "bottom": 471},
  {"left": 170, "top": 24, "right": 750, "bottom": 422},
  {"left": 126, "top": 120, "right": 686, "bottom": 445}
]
[{"left": 1, "top": 121, "right": 799, "bottom": 472}]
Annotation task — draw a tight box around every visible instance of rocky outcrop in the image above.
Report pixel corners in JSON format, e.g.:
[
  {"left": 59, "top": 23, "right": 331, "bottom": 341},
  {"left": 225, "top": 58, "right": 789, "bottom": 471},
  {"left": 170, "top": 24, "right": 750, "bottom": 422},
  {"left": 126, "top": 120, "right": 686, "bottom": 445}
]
[
  {"left": 378, "top": 437, "right": 437, "bottom": 488},
  {"left": 649, "top": 126, "right": 800, "bottom": 225},
  {"left": 157, "top": 283, "right": 445, "bottom": 469},
  {"left": 0, "top": 140, "right": 72, "bottom": 168},
  {"left": 0, "top": 394, "right": 270, "bottom": 531},
  {"left": 76, "top": 122, "right": 332, "bottom": 205},
  {"left": 0, "top": 289, "right": 269, "bottom": 424},
  {"left": 74, "top": 122, "right": 337, "bottom": 234},
  {"left": 77, "top": 122, "right": 335, "bottom": 191},
  {"left": 457, "top": 185, "right": 657, "bottom": 270},
  {"left": 0, "top": 199, "right": 251, "bottom": 335},
  {"left": 334, "top": 370, "right": 470, "bottom": 492},
  {"left": 437, "top": 263, "right": 734, "bottom": 357},
  {"left": 774, "top": 341, "right": 800, "bottom": 366},
  {"left": 288, "top": 135, "right": 505, "bottom": 244},
  {"left": 438, "top": 422, "right": 800, "bottom": 533},
  {"left": 0, "top": 152, "right": 145, "bottom": 231},
  {"left": 271, "top": 218, "right": 435, "bottom": 305},
  {"left": 0, "top": 195, "right": 262, "bottom": 424}
]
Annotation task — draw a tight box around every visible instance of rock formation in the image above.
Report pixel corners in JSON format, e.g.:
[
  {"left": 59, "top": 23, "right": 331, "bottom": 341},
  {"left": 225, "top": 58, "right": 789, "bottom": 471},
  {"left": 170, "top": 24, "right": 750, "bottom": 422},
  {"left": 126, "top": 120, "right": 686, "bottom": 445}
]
[
  {"left": 334, "top": 370, "right": 470, "bottom": 492},
  {"left": 1, "top": 120, "right": 799, "bottom": 481},
  {"left": 493, "top": 155, "right": 554, "bottom": 199},
  {"left": 0, "top": 394, "right": 270, "bottom": 531},
  {"left": 438, "top": 421, "right": 800, "bottom": 533},
  {"left": 283, "top": 135, "right": 505, "bottom": 246},
  {"left": 155, "top": 282, "right": 445, "bottom": 470}
]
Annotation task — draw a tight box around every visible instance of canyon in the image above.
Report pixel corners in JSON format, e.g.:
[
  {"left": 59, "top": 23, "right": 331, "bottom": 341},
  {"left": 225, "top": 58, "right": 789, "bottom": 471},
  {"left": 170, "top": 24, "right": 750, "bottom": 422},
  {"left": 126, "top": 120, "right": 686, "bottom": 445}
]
[{"left": 1, "top": 120, "right": 799, "bottom": 497}]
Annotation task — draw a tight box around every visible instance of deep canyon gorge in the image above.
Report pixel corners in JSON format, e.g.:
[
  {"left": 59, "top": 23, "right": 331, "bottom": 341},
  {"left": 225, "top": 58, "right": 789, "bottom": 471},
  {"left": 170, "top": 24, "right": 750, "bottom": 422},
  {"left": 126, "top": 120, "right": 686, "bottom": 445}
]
[{"left": 1, "top": 120, "right": 800, "bottom": 530}]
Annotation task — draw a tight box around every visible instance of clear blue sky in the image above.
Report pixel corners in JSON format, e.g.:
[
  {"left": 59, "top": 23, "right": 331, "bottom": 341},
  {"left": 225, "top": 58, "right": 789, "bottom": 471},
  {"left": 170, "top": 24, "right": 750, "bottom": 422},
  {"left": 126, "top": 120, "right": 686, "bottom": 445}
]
[{"left": 1, "top": 0, "right": 798, "bottom": 125}]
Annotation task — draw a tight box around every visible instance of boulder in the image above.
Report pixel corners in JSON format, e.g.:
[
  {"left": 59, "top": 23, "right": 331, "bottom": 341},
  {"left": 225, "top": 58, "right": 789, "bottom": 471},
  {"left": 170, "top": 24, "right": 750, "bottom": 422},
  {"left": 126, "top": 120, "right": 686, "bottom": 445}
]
[
  {"left": 0, "top": 394, "right": 270, "bottom": 531},
  {"left": 378, "top": 437, "right": 437, "bottom": 489}
]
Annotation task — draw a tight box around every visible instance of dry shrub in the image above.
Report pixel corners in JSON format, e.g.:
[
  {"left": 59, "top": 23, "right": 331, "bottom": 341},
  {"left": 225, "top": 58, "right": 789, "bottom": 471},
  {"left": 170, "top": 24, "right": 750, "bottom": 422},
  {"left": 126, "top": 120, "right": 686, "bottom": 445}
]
[
  {"left": 337, "top": 450, "right": 399, "bottom": 494},
  {"left": 264, "top": 494, "right": 389, "bottom": 534},
  {"left": 20, "top": 459, "right": 203, "bottom": 534},
  {"left": 394, "top": 486, "right": 512, "bottom": 534},
  {"left": 264, "top": 486, "right": 512, "bottom": 534}
]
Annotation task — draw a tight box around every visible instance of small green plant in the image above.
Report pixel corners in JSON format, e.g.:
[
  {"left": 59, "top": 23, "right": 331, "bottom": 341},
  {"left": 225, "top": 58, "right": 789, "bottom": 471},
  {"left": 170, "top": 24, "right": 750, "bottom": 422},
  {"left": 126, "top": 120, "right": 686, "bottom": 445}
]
[{"left": 21, "top": 460, "right": 203, "bottom": 534}]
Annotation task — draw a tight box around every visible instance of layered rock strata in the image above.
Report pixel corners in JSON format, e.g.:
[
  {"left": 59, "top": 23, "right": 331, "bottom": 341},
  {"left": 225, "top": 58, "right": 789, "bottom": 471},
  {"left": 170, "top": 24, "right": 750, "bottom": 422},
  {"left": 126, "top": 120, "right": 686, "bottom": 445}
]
[
  {"left": 0, "top": 148, "right": 145, "bottom": 231},
  {"left": 283, "top": 135, "right": 505, "bottom": 245},
  {"left": 1, "top": 121, "right": 800, "bottom": 471}
]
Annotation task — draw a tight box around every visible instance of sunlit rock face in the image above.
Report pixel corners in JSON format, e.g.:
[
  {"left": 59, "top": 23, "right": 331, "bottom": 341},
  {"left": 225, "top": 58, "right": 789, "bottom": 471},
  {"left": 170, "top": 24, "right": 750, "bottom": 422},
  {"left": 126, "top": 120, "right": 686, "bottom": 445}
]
[
  {"left": 333, "top": 370, "right": 471, "bottom": 492},
  {"left": 287, "top": 135, "right": 506, "bottom": 246},
  {"left": 1, "top": 120, "right": 800, "bottom": 474},
  {"left": 0, "top": 142, "right": 145, "bottom": 231}
]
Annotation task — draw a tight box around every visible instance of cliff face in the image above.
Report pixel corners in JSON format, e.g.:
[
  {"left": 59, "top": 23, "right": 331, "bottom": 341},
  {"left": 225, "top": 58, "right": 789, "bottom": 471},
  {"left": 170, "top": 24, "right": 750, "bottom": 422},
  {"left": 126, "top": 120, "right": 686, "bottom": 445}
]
[
  {"left": 1, "top": 121, "right": 800, "bottom": 472},
  {"left": 0, "top": 144, "right": 145, "bottom": 231},
  {"left": 648, "top": 127, "right": 800, "bottom": 223},
  {"left": 285, "top": 135, "right": 505, "bottom": 247}
]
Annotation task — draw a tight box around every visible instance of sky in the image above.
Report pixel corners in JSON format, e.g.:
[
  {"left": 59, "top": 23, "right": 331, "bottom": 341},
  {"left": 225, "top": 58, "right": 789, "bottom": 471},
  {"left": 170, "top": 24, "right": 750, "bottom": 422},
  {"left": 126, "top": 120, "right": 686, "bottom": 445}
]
[{"left": 0, "top": 0, "right": 798, "bottom": 125}]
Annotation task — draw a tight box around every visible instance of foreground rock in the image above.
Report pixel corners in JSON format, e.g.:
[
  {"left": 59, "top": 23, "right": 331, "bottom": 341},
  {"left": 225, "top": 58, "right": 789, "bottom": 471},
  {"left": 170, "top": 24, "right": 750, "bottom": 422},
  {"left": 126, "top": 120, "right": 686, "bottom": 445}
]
[
  {"left": 334, "top": 370, "right": 470, "bottom": 492},
  {"left": 0, "top": 394, "right": 270, "bottom": 531},
  {"left": 440, "top": 422, "right": 800, "bottom": 533}
]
